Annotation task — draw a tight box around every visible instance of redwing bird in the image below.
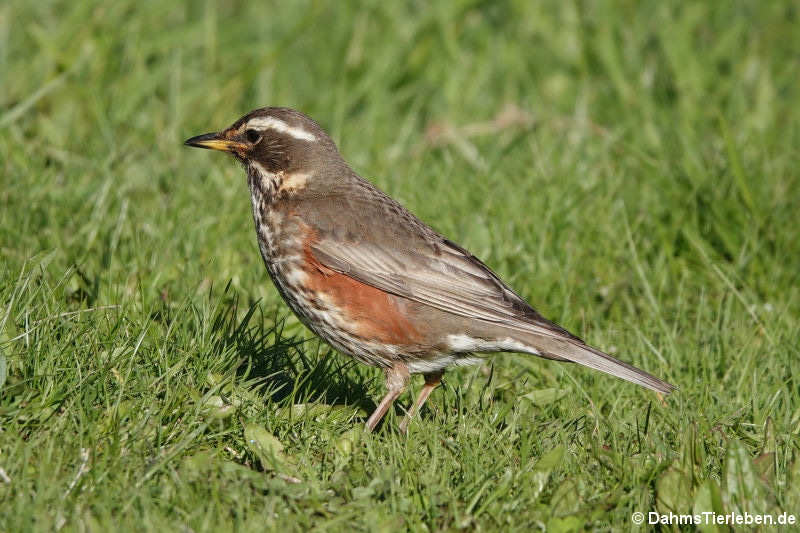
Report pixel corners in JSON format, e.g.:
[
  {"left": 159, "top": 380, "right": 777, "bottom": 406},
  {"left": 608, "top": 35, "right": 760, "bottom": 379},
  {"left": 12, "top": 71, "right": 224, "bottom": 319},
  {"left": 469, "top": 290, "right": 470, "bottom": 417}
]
[{"left": 185, "top": 107, "right": 675, "bottom": 432}]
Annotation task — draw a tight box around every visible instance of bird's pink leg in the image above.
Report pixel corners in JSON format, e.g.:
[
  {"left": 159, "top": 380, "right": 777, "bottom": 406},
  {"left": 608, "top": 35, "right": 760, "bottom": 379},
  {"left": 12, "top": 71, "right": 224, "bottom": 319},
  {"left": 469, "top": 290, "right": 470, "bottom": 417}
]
[
  {"left": 365, "top": 363, "right": 409, "bottom": 432},
  {"left": 398, "top": 371, "right": 443, "bottom": 433}
]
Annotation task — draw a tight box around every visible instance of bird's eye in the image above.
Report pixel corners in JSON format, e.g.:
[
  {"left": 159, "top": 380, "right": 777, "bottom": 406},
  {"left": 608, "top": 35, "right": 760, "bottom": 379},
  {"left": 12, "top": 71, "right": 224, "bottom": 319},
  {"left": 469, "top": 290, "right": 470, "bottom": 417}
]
[{"left": 245, "top": 129, "right": 261, "bottom": 143}]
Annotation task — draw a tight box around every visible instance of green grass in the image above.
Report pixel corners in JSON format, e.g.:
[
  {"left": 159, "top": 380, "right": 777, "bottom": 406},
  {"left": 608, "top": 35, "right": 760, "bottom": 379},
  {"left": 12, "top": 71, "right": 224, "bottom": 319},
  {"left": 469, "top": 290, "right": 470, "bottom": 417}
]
[{"left": 2, "top": 1, "right": 799, "bottom": 530}]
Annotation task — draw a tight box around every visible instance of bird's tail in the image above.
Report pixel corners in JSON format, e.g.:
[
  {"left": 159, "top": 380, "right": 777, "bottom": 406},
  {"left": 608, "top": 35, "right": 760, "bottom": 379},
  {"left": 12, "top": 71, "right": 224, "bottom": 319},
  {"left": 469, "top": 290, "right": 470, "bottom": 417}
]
[{"left": 518, "top": 332, "right": 675, "bottom": 394}]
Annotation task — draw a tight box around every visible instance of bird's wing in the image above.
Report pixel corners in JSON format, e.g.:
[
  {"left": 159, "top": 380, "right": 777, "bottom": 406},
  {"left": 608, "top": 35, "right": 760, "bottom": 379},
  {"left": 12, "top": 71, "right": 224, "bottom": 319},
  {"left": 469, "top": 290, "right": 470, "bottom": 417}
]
[
  {"left": 296, "top": 185, "right": 675, "bottom": 395},
  {"left": 299, "top": 188, "right": 580, "bottom": 342}
]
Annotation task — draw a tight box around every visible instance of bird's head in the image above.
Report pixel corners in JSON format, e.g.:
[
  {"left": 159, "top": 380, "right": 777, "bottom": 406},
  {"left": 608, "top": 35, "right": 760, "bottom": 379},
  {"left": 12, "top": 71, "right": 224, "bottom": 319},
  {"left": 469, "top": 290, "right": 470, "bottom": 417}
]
[{"left": 184, "top": 107, "right": 341, "bottom": 177}]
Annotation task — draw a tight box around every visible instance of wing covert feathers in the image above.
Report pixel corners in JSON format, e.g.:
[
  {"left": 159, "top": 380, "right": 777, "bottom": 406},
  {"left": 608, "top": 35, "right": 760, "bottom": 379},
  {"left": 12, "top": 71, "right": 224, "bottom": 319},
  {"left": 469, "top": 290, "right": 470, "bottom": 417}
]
[{"left": 300, "top": 188, "right": 675, "bottom": 394}]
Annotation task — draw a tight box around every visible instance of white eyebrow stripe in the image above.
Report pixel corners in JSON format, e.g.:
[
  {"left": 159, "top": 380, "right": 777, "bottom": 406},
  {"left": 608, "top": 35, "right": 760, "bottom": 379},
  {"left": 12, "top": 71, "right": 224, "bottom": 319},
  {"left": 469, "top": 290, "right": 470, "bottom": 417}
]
[{"left": 246, "top": 116, "right": 317, "bottom": 141}]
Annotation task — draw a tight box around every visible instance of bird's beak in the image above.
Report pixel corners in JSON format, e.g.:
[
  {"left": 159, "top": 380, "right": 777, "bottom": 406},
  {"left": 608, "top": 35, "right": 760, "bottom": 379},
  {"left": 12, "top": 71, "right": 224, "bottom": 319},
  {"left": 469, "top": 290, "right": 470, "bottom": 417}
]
[{"left": 184, "top": 132, "right": 247, "bottom": 153}]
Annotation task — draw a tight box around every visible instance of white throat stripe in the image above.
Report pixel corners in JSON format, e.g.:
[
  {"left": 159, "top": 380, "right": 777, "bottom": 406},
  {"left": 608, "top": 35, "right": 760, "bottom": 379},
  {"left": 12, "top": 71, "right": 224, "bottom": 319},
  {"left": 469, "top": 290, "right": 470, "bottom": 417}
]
[{"left": 246, "top": 117, "right": 317, "bottom": 141}]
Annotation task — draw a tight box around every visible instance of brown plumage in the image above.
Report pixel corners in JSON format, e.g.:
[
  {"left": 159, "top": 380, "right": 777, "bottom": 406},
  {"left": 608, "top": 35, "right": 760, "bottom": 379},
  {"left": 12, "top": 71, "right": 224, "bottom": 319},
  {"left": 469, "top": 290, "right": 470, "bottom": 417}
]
[{"left": 185, "top": 107, "right": 675, "bottom": 432}]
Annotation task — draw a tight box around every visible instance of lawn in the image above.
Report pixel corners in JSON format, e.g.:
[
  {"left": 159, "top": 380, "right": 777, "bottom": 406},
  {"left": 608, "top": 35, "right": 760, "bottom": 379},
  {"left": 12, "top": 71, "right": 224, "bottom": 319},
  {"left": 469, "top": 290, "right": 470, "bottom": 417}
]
[{"left": 1, "top": 1, "right": 799, "bottom": 531}]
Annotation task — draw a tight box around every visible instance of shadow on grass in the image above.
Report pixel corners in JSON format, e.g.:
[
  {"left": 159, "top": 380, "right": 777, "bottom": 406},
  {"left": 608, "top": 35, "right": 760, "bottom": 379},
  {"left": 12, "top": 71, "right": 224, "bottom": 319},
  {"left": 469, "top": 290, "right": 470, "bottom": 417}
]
[{"left": 208, "top": 284, "right": 377, "bottom": 416}]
